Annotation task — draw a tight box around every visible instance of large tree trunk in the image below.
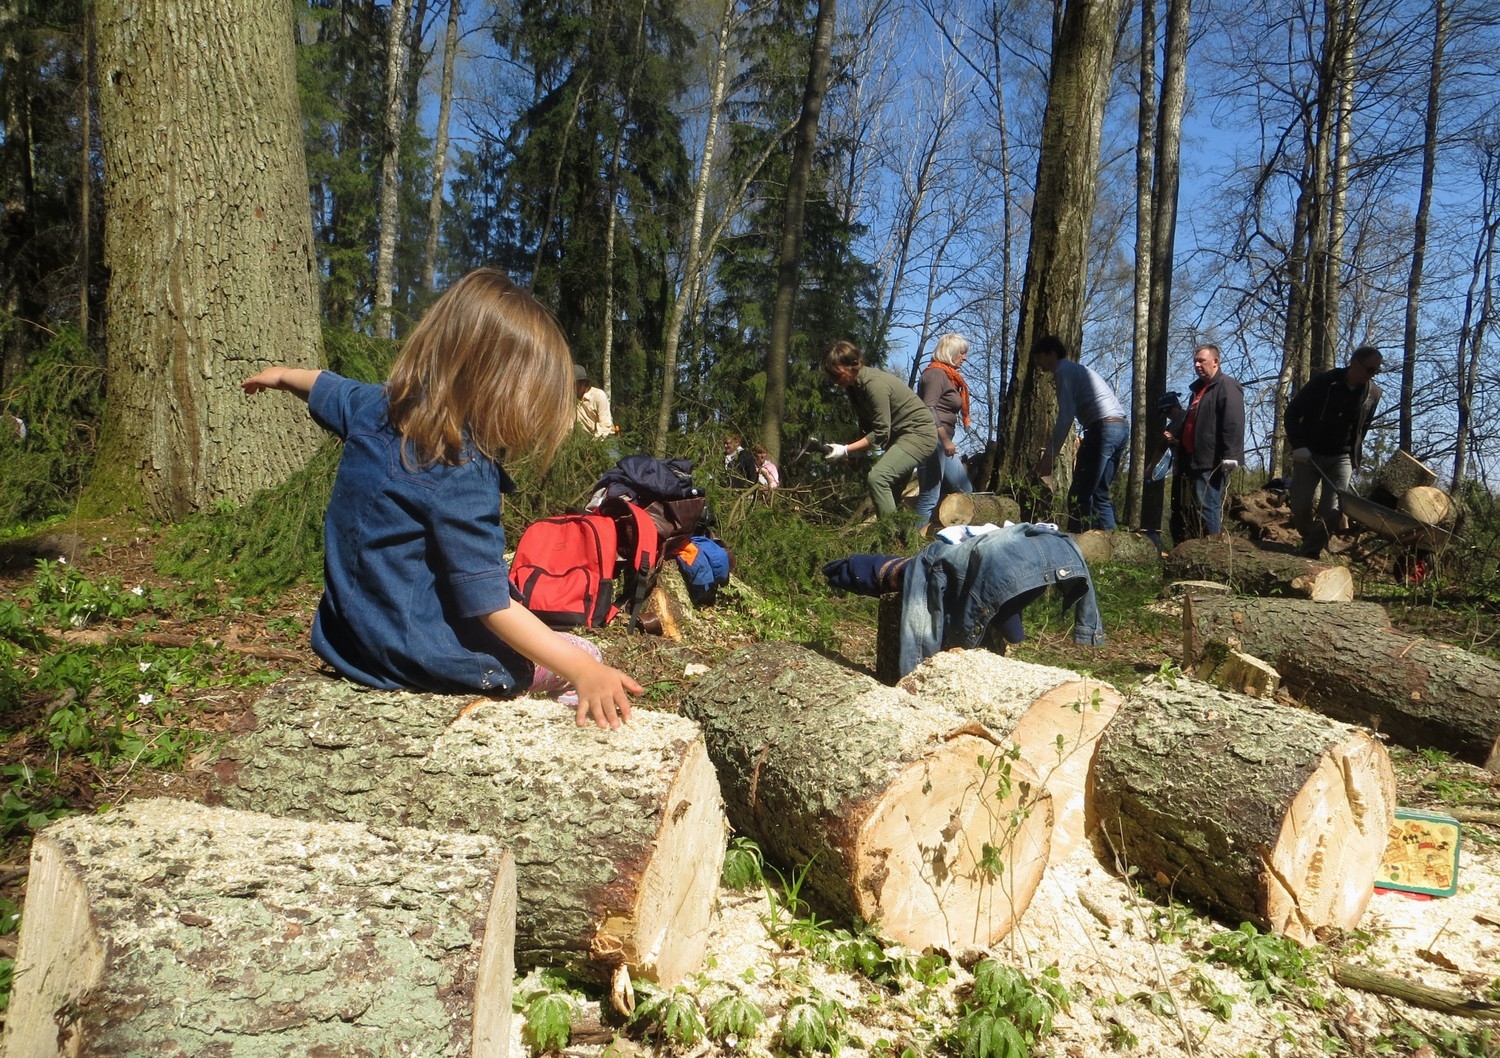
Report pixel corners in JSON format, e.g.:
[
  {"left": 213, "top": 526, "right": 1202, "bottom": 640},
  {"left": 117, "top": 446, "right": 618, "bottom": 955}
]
[
  {"left": 3, "top": 798, "right": 515, "bottom": 1058},
  {"left": 1126, "top": 0, "right": 1157, "bottom": 529},
  {"left": 210, "top": 679, "right": 725, "bottom": 984},
  {"left": 1164, "top": 536, "right": 1353, "bottom": 601},
  {"left": 90, "top": 0, "right": 325, "bottom": 520},
  {"left": 897, "top": 650, "right": 1123, "bottom": 864},
  {"left": 684, "top": 643, "right": 1054, "bottom": 952},
  {"left": 1183, "top": 595, "right": 1500, "bottom": 771},
  {"left": 1092, "top": 679, "right": 1395, "bottom": 943},
  {"left": 759, "top": 0, "right": 836, "bottom": 464},
  {"left": 999, "top": 0, "right": 1125, "bottom": 482},
  {"left": 373, "top": 0, "right": 411, "bottom": 338}
]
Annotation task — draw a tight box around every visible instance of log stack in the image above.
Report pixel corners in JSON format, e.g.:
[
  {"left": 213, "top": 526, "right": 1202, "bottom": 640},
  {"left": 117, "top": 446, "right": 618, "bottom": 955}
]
[
  {"left": 211, "top": 678, "right": 726, "bottom": 984},
  {"left": 1092, "top": 679, "right": 1396, "bottom": 943},
  {"left": 897, "top": 649, "right": 1123, "bottom": 863},
  {"left": 1183, "top": 594, "right": 1500, "bottom": 771},
  {"left": 683, "top": 643, "right": 1054, "bottom": 953},
  {"left": 3, "top": 799, "right": 516, "bottom": 1057}
]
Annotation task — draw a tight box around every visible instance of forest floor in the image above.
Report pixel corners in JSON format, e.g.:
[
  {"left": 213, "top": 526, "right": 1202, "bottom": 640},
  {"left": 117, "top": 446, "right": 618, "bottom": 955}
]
[{"left": 1, "top": 520, "right": 1498, "bottom": 1056}]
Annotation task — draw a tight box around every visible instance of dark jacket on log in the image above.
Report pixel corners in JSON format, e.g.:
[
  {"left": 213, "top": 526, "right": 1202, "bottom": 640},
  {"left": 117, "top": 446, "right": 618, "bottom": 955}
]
[
  {"left": 898, "top": 522, "right": 1104, "bottom": 676},
  {"left": 1285, "top": 368, "right": 1382, "bottom": 468}
]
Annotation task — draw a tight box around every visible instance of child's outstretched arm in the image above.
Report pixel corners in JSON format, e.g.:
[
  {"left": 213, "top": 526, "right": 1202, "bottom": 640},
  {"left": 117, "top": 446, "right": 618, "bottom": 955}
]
[
  {"left": 482, "top": 605, "right": 640, "bottom": 730},
  {"left": 243, "top": 366, "right": 323, "bottom": 401}
]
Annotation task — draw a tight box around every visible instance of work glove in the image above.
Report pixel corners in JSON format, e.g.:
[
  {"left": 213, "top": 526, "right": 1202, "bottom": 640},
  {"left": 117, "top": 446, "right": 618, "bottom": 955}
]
[
  {"left": 824, "top": 442, "right": 850, "bottom": 462},
  {"left": 1219, "top": 459, "right": 1238, "bottom": 472},
  {"left": 1292, "top": 447, "right": 1311, "bottom": 462}
]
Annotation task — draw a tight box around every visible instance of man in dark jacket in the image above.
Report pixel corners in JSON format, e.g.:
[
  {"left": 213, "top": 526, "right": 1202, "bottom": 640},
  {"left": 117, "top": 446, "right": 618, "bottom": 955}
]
[
  {"left": 1285, "top": 345, "right": 1383, "bottom": 556},
  {"left": 1167, "top": 344, "right": 1245, "bottom": 541}
]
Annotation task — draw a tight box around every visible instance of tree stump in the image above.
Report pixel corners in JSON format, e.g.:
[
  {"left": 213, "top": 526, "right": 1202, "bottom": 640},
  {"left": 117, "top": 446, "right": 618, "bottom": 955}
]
[
  {"left": 1184, "top": 595, "right": 1500, "bottom": 771},
  {"left": 683, "top": 643, "right": 1054, "bottom": 952},
  {"left": 1073, "top": 530, "right": 1161, "bottom": 566},
  {"left": 1164, "top": 536, "right": 1353, "bottom": 601},
  {"left": 1191, "top": 640, "right": 1281, "bottom": 698},
  {"left": 1229, "top": 489, "right": 1299, "bottom": 546},
  {"left": 210, "top": 679, "right": 725, "bottom": 984},
  {"left": 3, "top": 799, "right": 516, "bottom": 1058},
  {"left": 1092, "top": 680, "right": 1396, "bottom": 943},
  {"left": 897, "top": 650, "right": 1123, "bottom": 863},
  {"left": 937, "top": 491, "right": 1022, "bottom": 528}
]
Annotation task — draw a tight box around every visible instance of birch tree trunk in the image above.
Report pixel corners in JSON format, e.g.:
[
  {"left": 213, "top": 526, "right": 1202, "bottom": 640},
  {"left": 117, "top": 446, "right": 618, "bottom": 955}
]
[
  {"left": 90, "top": 0, "right": 325, "bottom": 520},
  {"left": 420, "top": 0, "right": 462, "bottom": 296},
  {"left": 373, "top": 0, "right": 412, "bottom": 338},
  {"left": 1126, "top": 0, "right": 1157, "bottom": 528}
]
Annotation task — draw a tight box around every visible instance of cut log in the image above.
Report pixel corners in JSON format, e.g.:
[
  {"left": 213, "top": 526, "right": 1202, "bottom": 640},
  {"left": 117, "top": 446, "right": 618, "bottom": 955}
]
[
  {"left": 1398, "top": 485, "right": 1454, "bottom": 528},
  {"left": 937, "top": 491, "right": 1022, "bottom": 528},
  {"left": 875, "top": 591, "right": 904, "bottom": 685},
  {"left": 897, "top": 650, "right": 1123, "bottom": 863},
  {"left": 1092, "top": 679, "right": 1396, "bottom": 943},
  {"left": 1183, "top": 595, "right": 1500, "bottom": 771},
  {"left": 210, "top": 679, "right": 725, "bottom": 984},
  {"left": 1165, "top": 536, "right": 1354, "bottom": 601},
  {"left": 2, "top": 798, "right": 516, "bottom": 1058},
  {"left": 1073, "top": 530, "right": 1162, "bottom": 566},
  {"left": 683, "top": 643, "right": 1053, "bottom": 952},
  {"left": 1373, "top": 449, "right": 1438, "bottom": 503}
]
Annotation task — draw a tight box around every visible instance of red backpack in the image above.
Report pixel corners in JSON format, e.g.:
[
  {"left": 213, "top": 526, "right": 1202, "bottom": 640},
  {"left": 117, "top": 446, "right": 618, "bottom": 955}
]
[{"left": 508, "top": 497, "right": 661, "bottom": 631}]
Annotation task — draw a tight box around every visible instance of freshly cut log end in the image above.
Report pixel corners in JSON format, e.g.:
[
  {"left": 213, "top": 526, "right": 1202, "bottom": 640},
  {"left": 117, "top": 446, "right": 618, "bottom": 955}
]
[
  {"left": 2, "top": 798, "right": 516, "bottom": 1058},
  {"left": 899, "top": 649, "right": 1123, "bottom": 863},
  {"left": 684, "top": 643, "right": 1054, "bottom": 952},
  {"left": 1164, "top": 536, "right": 1354, "bottom": 602},
  {"left": 1398, "top": 486, "right": 1453, "bottom": 528},
  {"left": 853, "top": 734, "right": 1053, "bottom": 951},
  {"left": 1092, "top": 680, "right": 1396, "bottom": 944}
]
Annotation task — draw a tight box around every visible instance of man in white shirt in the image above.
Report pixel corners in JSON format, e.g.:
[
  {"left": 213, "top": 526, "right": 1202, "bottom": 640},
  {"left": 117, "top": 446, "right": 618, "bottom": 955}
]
[{"left": 574, "top": 365, "right": 617, "bottom": 440}]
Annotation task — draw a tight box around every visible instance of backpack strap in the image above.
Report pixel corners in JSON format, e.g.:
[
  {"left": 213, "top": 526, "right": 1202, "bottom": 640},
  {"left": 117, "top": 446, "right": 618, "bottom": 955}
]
[{"left": 603, "top": 496, "right": 661, "bottom": 633}]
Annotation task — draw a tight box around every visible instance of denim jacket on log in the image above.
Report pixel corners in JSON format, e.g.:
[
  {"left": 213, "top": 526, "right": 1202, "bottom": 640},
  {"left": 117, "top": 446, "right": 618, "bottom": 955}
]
[{"left": 897, "top": 522, "right": 1106, "bottom": 677}]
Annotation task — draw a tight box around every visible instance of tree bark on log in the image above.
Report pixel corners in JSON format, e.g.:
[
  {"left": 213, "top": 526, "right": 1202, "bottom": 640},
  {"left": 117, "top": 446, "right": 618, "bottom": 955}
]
[
  {"left": 937, "top": 492, "right": 1022, "bottom": 528},
  {"left": 1164, "top": 536, "right": 1353, "bottom": 601},
  {"left": 897, "top": 650, "right": 1123, "bottom": 864},
  {"left": 210, "top": 679, "right": 725, "bottom": 984},
  {"left": 1072, "top": 530, "right": 1162, "bottom": 566},
  {"left": 1183, "top": 595, "right": 1500, "bottom": 771},
  {"left": 3, "top": 798, "right": 516, "bottom": 1058},
  {"left": 1092, "top": 680, "right": 1396, "bottom": 943},
  {"left": 683, "top": 643, "right": 1054, "bottom": 952},
  {"left": 1372, "top": 450, "right": 1437, "bottom": 504}
]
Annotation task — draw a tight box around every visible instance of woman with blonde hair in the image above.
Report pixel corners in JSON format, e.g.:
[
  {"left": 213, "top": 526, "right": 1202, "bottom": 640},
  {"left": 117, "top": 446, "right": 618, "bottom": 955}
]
[{"left": 913, "top": 333, "right": 974, "bottom": 528}]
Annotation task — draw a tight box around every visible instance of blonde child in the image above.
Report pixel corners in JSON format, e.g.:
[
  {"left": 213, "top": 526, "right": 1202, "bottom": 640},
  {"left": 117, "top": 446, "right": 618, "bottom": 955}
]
[{"left": 243, "top": 269, "right": 639, "bottom": 729}]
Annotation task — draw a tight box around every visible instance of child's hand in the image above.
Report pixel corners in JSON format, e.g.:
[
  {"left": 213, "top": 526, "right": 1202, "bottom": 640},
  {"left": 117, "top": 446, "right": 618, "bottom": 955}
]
[
  {"left": 242, "top": 367, "right": 287, "bottom": 394},
  {"left": 571, "top": 662, "right": 641, "bottom": 730},
  {"left": 242, "top": 367, "right": 321, "bottom": 400}
]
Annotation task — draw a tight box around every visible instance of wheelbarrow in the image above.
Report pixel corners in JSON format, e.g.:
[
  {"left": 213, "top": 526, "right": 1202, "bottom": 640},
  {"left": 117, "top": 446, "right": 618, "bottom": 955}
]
[{"left": 1308, "top": 460, "right": 1450, "bottom": 549}]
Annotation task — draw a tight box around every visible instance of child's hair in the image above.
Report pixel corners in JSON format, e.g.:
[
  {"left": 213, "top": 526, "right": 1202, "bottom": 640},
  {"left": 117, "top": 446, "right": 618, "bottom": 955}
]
[{"left": 385, "top": 269, "right": 573, "bottom": 468}]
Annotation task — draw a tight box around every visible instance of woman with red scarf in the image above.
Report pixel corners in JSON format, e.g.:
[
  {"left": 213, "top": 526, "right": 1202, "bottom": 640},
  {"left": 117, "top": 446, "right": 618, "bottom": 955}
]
[{"left": 914, "top": 333, "right": 975, "bottom": 529}]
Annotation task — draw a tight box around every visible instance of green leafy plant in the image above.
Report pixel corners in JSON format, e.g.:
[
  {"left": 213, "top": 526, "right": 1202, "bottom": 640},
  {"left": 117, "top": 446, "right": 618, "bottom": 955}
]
[
  {"left": 1205, "top": 923, "right": 1322, "bottom": 1006},
  {"left": 1187, "top": 969, "right": 1235, "bottom": 1021},
  {"left": 513, "top": 970, "right": 578, "bottom": 1053},
  {"left": 629, "top": 982, "right": 706, "bottom": 1047},
  {"left": 723, "top": 836, "right": 766, "bottom": 891},
  {"left": 778, "top": 994, "right": 847, "bottom": 1055},
  {"left": 943, "top": 961, "right": 1070, "bottom": 1057},
  {"left": 762, "top": 857, "right": 817, "bottom": 947},
  {"left": 706, "top": 988, "right": 766, "bottom": 1043}
]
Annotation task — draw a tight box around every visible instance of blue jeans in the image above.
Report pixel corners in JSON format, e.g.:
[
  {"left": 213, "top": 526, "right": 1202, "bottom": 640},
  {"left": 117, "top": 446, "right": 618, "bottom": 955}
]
[
  {"left": 1067, "top": 419, "right": 1128, "bottom": 532},
  {"left": 914, "top": 444, "right": 973, "bottom": 525},
  {"left": 1289, "top": 453, "right": 1352, "bottom": 553},
  {"left": 1172, "top": 466, "right": 1228, "bottom": 539}
]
